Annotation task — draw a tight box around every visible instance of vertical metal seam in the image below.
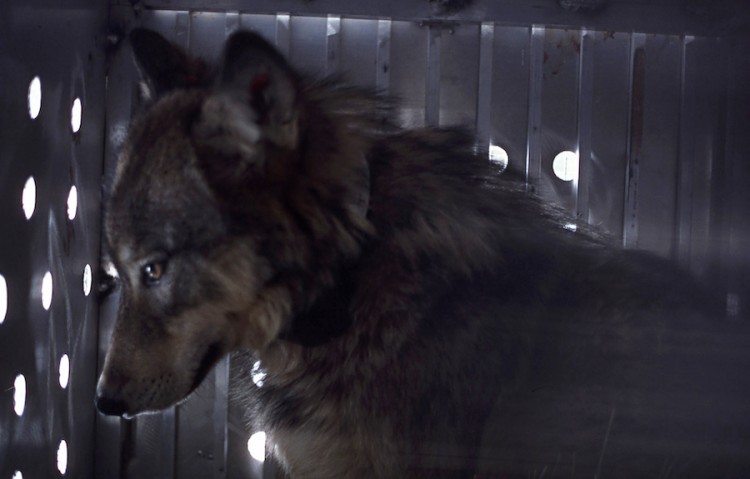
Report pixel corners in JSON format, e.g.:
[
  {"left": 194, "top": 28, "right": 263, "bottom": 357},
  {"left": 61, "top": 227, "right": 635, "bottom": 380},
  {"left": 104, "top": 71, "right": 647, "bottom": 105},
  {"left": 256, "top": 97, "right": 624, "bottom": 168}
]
[
  {"left": 325, "top": 15, "right": 341, "bottom": 76},
  {"left": 622, "top": 32, "right": 645, "bottom": 248},
  {"left": 476, "top": 22, "right": 494, "bottom": 146},
  {"left": 176, "top": 10, "right": 190, "bottom": 48},
  {"left": 425, "top": 25, "right": 442, "bottom": 127},
  {"left": 722, "top": 39, "right": 740, "bottom": 316},
  {"left": 275, "top": 13, "right": 291, "bottom": 57},
  {"left": 376, "top": 19, "right": 392, "bottom": 93},
  {"left": 674, "top": 34, "right": 693, "bottom": 267},
  {"left": 576, "top": 28, "right": 593, "bottom": 226},
  {"left": 226, "top": 11, "right": 241, "bottom": 37},
  {"left": 526, "top": 25, "right": 544, "bottom": 190},
  {"left": 213, "top": 359, "right": 229, "bottom": 479},
  {"left": 165, "top": 407, "right": 177, "bottom": 479}
]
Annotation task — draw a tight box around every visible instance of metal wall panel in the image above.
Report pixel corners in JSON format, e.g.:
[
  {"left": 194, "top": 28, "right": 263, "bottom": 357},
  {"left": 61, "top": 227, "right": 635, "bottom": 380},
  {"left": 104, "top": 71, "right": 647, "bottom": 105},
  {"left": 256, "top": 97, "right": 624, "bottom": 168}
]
[
  {"left": 540, "top": 28, "right": 581, "bottom": 212},
  {"left": 339, "top": 19, "right": 380, "bottom": 89},
  {"left": 634, "top": 35, "right": 683, "bottom": 258},
  {"left": 390, "top": 21, "right": 428, "bottom": 127},
  {"left": 439, "top": 23, "right": 480, "bottom": 127},
  {"left": 239, "top": 14, "right": 277, "bottom": 44},
  {"left": 676, "top": 37, "right": 727, "bottom": 279},
  {"left": 589, "top": 31, "right": 630, "bottom": 238},
  {"left": 189, "top": 12, "right": 231, "bottom": 64},
  {"left": 118, "top": 0, "right": 750, "bottom": 37},
  {"left": 289, "top": 16, "right": 328, "bottom": 77},
  {"left": 0, "top": 1, "right": 108, "bottom": 479},
  {"left": 488, "top": 26, "right": 531, "bottom": 179},
  {"left": 723, "top": 37, "right": 750, "bottom": 319}
]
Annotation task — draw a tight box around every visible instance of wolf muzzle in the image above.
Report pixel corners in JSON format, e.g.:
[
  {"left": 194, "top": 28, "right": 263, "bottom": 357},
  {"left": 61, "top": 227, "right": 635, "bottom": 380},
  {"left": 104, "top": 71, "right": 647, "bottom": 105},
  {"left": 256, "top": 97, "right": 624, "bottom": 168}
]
[
  {"left": 95, "top": 370, "right": 130, "bottom": 417},
  {"left": 95, "top": 393, "right": 128, "bottom": 417}
]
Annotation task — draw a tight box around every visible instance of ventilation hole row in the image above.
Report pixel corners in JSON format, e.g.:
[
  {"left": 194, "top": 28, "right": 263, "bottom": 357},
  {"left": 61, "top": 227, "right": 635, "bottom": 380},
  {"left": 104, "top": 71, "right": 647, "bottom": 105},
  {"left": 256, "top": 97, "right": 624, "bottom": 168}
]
[
  {"left": 1, "top": 265, "right": 92, "bottom": 325},
  {"left": 488, "top": 143, "right": 579, "bottom": 183},
  {"left": 11, "top": 72, "right": 85, "bottom": 479},
  {"left": 27, "top": 76, "right": 83, "bottom": 135},
  {"left": 22, "top": 177, "right": 79, "bottom": 222}
]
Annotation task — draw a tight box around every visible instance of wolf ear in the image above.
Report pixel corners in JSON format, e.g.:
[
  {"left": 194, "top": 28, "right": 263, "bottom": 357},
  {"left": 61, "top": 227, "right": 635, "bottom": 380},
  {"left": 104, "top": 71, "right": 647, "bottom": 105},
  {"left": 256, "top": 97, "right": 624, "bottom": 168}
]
[
  {"left": 197, "top": 31, "right": 300, "bottom": 152},
  {"left": 129, "top": 28, "right": 209, "bottom": 102}
]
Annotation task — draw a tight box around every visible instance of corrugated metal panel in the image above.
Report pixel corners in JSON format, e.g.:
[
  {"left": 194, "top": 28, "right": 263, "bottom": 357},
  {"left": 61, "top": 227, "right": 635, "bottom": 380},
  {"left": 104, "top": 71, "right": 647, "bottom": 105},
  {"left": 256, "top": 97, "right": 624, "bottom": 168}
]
[
  {"left": 0, "top": 1, "right": 108, "bottom": 479},
  {"left": 490, "top": 26, "right": 532, "bottom": 182},
  {"left": 635, "top": 34, "right": 683, "bottom": 258},
  {"left": 390, "top": 20, "right": 428, "bottom": 127},
  {"left": 589, "top": 31, "right": 630, "bottom": 238},
  {"left": 439, "top": 23, "right": 480, "bottom": 127},
  {"left": 116, "top": 0, "right": 750, "bottom": 37}
]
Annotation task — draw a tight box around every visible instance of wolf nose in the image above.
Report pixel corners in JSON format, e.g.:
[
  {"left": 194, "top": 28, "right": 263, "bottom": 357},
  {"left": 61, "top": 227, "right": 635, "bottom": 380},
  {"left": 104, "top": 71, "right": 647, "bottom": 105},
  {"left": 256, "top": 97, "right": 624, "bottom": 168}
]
[{"left": 95, "top": 394, "right": 128, "bottom": 416}]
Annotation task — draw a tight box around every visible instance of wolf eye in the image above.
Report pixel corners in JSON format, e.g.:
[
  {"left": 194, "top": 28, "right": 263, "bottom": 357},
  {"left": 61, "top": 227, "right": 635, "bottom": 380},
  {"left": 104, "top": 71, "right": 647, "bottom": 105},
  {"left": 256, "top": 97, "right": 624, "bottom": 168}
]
[{"left": 142, "top": 261, "right": 166, "bottom": 285}]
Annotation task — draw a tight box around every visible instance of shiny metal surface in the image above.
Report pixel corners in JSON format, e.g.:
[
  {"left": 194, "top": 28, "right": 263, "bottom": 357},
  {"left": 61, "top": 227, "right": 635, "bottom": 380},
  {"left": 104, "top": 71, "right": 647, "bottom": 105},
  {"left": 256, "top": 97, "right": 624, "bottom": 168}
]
[
  {"left": 0, "top": 1, "right": 107, "bottom": 478},
  {"left": 113, "top": 0, "right": 750, "bottom": 37}
]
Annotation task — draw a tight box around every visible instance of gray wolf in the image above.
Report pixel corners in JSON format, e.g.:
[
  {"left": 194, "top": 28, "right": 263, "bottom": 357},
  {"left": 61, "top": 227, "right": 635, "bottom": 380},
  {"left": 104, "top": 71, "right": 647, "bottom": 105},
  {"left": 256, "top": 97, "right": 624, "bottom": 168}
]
[{"left": 96, "top": 28, "right": 750, "bottom": 478}]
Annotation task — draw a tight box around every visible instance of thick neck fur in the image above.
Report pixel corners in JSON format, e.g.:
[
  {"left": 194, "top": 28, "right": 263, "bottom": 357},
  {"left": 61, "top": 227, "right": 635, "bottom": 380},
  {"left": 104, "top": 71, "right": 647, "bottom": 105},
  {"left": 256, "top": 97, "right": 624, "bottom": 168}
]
[{"left": 256, "top": 82, "right": 587, "bottom": 377}]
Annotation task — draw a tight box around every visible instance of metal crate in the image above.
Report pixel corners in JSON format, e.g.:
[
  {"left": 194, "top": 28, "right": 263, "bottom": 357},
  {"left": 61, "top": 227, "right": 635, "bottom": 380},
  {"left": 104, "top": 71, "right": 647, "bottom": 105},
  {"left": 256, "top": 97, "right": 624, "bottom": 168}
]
[{"left": 2, "top": 1, "right": 749, "bottom": 478}]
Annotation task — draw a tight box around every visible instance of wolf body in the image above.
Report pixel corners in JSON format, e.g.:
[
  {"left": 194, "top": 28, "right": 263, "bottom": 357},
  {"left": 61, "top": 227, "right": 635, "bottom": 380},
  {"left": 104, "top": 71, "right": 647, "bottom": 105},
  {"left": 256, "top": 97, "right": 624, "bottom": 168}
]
[{"left": 96, "top": 29, "right": 750, "bottom": 478}]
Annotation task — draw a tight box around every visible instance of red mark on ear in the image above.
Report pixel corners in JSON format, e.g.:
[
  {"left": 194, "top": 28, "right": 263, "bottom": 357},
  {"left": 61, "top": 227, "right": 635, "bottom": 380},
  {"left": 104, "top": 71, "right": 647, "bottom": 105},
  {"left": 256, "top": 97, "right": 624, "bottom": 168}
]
[{"left": 250, "top": 73, "right": 271, "bottom": 96}]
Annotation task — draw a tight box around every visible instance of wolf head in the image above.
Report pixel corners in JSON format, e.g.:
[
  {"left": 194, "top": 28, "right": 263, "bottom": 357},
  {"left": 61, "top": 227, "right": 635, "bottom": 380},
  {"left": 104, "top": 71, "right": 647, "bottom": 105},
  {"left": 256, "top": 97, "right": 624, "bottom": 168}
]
[{"left": 96, "top": 29, "right": 373, "bottom": 417}]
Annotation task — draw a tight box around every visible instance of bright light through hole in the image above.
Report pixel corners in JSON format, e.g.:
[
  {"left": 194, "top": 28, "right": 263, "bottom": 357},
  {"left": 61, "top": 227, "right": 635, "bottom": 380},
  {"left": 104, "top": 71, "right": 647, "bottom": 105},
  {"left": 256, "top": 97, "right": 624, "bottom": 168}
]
[
  {"left": 42, "top": 272, "right": 53, "bottom": 310},
  {"left": 28, "top": 77, "right": 42, "bottom": 119},
  {"left": 552, "top": 150, "right": 579, "bottom": 182},
  {"left": 0, "top": 274, "right": 7, "bottom": 324},
  {"left": 59, "top": 354, "right": 70, "bottom": 389},
  {"left": 57, "top": 440, "right": 68, "bottom": 475},
  {"left": 67, "top": 186, "right": 78, "bottom": 220},
  {"left": 489, "top": 144, "right": 509, "bottom": 171},
  {"left": 13, "top": 470, "right": 23, "bottom": 479},
  {"left": 71, "top": 98, "right": 82, "bottom": 133},
  {"left": 83, "top": 264, "right": 92, "bottom": 296},
  {"left": 248, "top": 431, "right": 266, "bottom": 462},
  {"left": 22, "top": 177, "right": 36, "bottom": 220},
  {"left": 14, "top": 374, "right": 26, "bottom": 416}
]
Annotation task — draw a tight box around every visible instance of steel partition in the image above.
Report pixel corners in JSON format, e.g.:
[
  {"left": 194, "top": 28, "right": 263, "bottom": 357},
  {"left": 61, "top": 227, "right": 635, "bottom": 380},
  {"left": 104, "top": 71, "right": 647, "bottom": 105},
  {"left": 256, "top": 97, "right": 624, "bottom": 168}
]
[{"left": 0, "top": 1, "right": 108, "bottom": 478}]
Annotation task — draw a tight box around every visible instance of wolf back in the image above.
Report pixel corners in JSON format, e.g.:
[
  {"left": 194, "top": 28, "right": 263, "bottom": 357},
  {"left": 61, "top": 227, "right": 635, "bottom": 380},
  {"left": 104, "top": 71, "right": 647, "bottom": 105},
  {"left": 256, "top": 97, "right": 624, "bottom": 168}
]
[{"left": 95, "top": 28, "right": 750, "bottom": 478}]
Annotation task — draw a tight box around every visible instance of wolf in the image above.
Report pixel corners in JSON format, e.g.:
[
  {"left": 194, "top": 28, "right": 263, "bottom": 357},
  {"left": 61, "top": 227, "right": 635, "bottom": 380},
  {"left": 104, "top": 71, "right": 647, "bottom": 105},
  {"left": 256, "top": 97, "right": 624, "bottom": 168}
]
[{"left": 96, "top": 28, "right": 750, "bottom": 478}]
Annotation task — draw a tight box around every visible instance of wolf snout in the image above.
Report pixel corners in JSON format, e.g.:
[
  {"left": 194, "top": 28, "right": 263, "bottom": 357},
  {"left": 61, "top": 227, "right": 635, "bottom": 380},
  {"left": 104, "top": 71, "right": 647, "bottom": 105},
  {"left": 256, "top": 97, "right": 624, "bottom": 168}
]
[
  {"left": 95, "top": 370, "right": 130, "bottom": 416},
  {"left": 95, "top": 393, "right": 129, "bottom": 416}
]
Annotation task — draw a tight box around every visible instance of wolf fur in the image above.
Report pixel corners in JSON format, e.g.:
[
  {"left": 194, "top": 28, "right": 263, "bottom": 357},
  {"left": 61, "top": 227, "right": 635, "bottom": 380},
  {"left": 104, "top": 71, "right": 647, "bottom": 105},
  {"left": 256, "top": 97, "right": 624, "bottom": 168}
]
[{"left": 96, "top": 29, "right": 750, "bottom": 478}]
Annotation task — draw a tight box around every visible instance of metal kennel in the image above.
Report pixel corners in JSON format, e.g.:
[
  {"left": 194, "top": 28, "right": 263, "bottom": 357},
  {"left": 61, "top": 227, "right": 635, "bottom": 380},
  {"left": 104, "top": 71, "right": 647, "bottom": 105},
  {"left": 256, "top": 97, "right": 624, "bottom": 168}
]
[{"left": 1, "top": 0, "right": 749, "bottom": 478}]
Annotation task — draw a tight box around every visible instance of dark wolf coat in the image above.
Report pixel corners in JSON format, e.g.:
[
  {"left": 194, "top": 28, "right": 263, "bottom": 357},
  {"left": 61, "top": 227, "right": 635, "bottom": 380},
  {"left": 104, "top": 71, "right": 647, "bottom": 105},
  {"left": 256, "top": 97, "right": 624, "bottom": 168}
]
[{"left": 96, "top": 29, "right": 750, "bottom": 478}]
